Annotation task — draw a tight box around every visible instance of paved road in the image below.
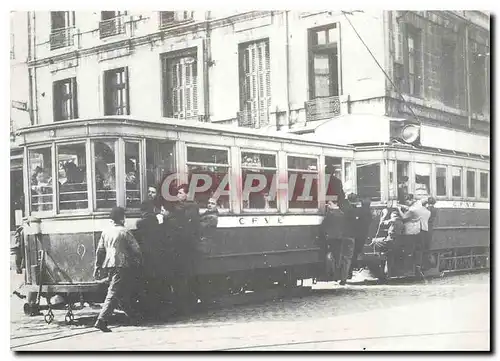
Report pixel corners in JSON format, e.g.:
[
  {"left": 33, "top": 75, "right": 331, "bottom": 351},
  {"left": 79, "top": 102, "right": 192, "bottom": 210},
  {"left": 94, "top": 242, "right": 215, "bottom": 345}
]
[{"left": 10, "top": 271, "right": 490, "bottom": 351}]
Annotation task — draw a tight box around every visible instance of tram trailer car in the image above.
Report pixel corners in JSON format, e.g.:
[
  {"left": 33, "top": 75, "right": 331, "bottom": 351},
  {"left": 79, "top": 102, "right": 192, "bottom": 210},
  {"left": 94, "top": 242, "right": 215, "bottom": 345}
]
[{"left": 18, "top": 117, "right": 352, "bottom": 315}]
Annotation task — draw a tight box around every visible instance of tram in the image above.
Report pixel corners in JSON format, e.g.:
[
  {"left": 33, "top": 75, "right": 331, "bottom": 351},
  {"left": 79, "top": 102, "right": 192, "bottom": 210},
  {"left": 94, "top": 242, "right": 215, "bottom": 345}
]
[
  {"left": 16, "top": 114, "right": 490, "bottom": 320},
  {"left": 17, "top": 116, "right": 353, "bottom": 318},
  {"left": 297, "top": 114, "right": 490, "bottom": 280}
]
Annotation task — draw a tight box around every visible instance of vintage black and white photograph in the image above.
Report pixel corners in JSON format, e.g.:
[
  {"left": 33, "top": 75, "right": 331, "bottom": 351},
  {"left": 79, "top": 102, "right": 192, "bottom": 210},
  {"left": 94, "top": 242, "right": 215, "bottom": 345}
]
[{"left": 9, "top": 9, "right": 490, "bottom": 351}]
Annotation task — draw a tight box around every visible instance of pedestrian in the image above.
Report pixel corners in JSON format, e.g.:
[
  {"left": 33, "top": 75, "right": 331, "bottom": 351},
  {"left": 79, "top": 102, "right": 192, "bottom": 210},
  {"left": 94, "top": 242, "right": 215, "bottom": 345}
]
[
  {"left": 320, "top": 200, "right": 345, "bottom": 281},
  {"left": 338, "top": 199, "right": 356, "bottom": 285},
  {"left": 421, "top": 197, "right": 438, "bottom": 270},
  {"left": 167, "top": 184, "right": 202, "bottom": 313},
  {"left": 199, "top": 197, "right": 219, "bottom": 255},
  {"left": 369, "top": 211, "right": 403, "bottom": 252},
  {"left": 11, "top": 225, "right": 24, "bottom": 274},
  {"left": 397, "top": 196, "right": 431, "bottom": 276},
  {"left": 93, "top": 207, "right": 143, "bottom": 332},
  {"left": 349, "top": 196, "right": 373, "bottom": 277}
]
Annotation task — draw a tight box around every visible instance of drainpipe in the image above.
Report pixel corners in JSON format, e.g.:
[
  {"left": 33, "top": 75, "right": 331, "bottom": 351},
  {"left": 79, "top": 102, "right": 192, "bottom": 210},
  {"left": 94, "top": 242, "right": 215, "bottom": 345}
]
[
  {"left": 284, "top": 10, "right": 290, "bottom": 130},
  {"left": 203, "top": 11, "right": 211, "bottom": 122},
  {"left": 32, "top": 12, "right": 39, "bottom": 125},
  {"left": 27, "top": 12, "right": 34, "bottom": 125},
  {"left": 464, "top": 16, "right": 472, "bottom": 129}
]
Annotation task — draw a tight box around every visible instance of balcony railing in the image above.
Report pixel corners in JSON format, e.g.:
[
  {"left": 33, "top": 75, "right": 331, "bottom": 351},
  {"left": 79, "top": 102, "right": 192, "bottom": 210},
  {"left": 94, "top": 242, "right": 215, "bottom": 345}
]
[
  {"left": 237, "top": 109, "right": 270, "bottom": 128},
  {"left": 305, "top": 96, "right": 341, "bottom": 122},
  {"left": 159, "top": 11, "right": 194, "bottom": 29},
  {"left": 99, "top": 15, "right": 126, "bottom": 39},
  {"left": 50, "top": 27, "right": 75, "bottom": 50}
]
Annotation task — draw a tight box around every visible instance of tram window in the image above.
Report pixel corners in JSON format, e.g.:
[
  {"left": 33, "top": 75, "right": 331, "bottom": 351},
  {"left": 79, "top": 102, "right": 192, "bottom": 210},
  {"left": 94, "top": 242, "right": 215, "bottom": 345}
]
[
  {"left": 187, "top": 146, "right": 230, "bottom": 209},
  {"left": 436, "top": 166, "right": 447, "bottom": 197},
  {"left": 343, "top": 161, "right": 354, "bottom": 195},
  {"left": 397, "top": 161, "right": 409, "bottom": 203},
  {"left": 241, "top": 152, "right": 277, "bottom": 210},
  {"left": 57, "top": 143, "right": 88, "bottom": 211},
  {"left": 414, "top": 163, "right": 431, "bottom": 199},
  {"left": 94, "top": 140, "right": 117, "bottom": 209},
  {"left": 480, "top": 172, "right": 489, "bottom": 199},
  {"left": 287, "top": 156, "right": 318, "bottom": 209},
  {"left": 356, "top": 161, "right": 380, "bottom": 201},
  {"left": 146, "top": 140, "right": 175, "bottom": 191},
  {"left": 29, "top": 147, "right": 53, "bottom": 212},
  {"left": 452, "top": 167, "right": 462, "bottom": 197},
  {"left": 125, "top": 142, "right": 141, "bottom": 208},
  {"left": 466, "top": 170, "right": 476, "bottom": 198},
  {"left": 325, "top": 156, "right": 344, "bottom": 202}
]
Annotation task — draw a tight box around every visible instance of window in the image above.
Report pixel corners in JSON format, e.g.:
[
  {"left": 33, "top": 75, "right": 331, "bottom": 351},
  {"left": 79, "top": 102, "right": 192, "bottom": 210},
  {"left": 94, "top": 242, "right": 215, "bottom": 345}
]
[
  {"left": 441, "top": 40, "right": 457, "bottom": 107},
  {"left": 287, "top": 156, "right": 318, "bottom": 209},
  {"left": 187, "top": 146, "right": 230, "bottom": 209},
  {"left": 124, "top": 142, "right": 141, "bottom": 208},
  {"left": 397, "top": 161, "right": 409, "bottom": 203},
  {"left": 343, "top": 161, "right": 353, "bottom": 195},
  {"left": 405, "top": 26, "right": 422, "bottom": 96},
  {"left": 414, "top": 163, "right": 431, "bottom": 199},
  {"left": 480, "top": 172, "right": 489, "bottom": 199},
  {"left": 238, "top": 39, "right": 271, "bottom": 127},
  {"left": 100, "top": 11, "right": 126, "bottom": 38},
  {"left": 162, "top": 51, "right": 198, "bottom": 119},
  {"left": 357, "top": 161, "right": 380, "bottom": 201},
  {"left": 50, "top": 11, "right": 74, "bottom": 50},
  {"left": 29, "top": 148, "right": 53, "bottom": 212},
  {"left": 159, "top": 11, "right": 194, "bottom": 28},
  {"left": 57, "top": 143, "right": 88, "bottom": 211},
  {"left": 466, "top": 170, "right": 476, "bottom": 198},
  {"left": 325, "top": 156, "right": 343, "bottom": 201},
  {"left": 470, "top": 42, "right": 488, "bottom": 115},
  {"left": 308, "top": 24, "right": 339, "bottom": 99},
  {"left": 146, "top": 140, "right": 176, "bottom": 191},
  {"left": 241, "top": 152, "right": 277, "bottom": 210},
  {"left": 53, "top": 78, "right": 78, "bottom": 121},
  {"left": 94, "top": 140, "right": 117, "bottom": 209},
  {"left": 104, "top": 67, "right": 129, "bottom": 116},
  {"left": 451, "top": 167, "right": 462, "bottom": 197},
  {"left": 436, "top": 166, "right": 447, "bottom": 197}
]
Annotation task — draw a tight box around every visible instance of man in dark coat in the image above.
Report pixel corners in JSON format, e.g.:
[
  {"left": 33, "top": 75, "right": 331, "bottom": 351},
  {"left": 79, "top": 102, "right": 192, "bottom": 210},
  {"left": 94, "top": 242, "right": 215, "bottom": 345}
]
[{"left": 167, "top": 184, "right": 201, "bottom": 312}]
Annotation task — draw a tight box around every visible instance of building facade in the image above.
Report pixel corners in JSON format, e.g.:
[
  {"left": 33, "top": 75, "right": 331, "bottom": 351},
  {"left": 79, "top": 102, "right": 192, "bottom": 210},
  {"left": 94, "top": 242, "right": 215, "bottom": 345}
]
[{"left": 10, "top": 10, "right": 490, "bottom": 228}]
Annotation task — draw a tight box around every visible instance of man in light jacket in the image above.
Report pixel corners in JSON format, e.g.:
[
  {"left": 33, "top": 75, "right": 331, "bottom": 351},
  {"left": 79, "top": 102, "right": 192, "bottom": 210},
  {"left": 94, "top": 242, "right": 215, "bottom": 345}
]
[{"left": 93, "top": 207, "right": 143, "bottom": 332}]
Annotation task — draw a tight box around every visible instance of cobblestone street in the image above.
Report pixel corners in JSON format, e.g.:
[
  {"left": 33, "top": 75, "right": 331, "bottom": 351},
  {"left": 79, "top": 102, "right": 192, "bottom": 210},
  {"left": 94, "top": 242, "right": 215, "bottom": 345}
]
[{"left": 11, "top": 271, "right": 490, "bottom": 351}]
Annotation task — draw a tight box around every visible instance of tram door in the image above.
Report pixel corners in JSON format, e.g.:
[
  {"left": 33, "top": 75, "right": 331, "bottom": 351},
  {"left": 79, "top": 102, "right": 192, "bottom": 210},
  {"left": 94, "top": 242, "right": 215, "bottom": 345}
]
[
  {"left": 144, "top": 140, "right": 176, "bottom": 278},
  {"left": 10, "top": 169, "right": 24, "bottom": 231}
]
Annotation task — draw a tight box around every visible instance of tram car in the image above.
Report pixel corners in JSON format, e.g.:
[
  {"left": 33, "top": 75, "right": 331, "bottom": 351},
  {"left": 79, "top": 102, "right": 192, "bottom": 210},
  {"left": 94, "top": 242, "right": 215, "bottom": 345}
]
[
  {"left": 16, "top": 114, "right": 489, "bottom": 320},
  {"left": 295, "top": 114, "right": 490, "bottom": 281},
  {"left": 17, "top": 116, "right": 352, "bottom": 318}
]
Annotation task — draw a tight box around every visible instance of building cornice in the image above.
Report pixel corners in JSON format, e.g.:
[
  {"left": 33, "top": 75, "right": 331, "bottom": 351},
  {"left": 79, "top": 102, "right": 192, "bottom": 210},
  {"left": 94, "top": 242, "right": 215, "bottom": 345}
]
[{"left": 28, "top": 11, "right": 277, "bottom": 68}]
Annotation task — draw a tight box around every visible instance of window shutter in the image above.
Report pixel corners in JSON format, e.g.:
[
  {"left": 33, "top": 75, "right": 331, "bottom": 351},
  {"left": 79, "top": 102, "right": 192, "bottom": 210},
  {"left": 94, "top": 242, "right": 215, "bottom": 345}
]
[
  {"left": 53, "top": 82, "right": 60, "bottom": 121},
  {"left": 124, "top": 67, "right": 130, "bottom": 115},
  {"left": 72, "top": 77, "right": 78, "bottom": 118}
]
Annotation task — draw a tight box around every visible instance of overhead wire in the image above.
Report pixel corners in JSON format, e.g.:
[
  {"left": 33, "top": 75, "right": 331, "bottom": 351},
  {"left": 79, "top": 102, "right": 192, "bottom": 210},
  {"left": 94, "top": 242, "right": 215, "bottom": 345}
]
[{"left": 341, "top": 11, "right": 421, "bottom": 124}]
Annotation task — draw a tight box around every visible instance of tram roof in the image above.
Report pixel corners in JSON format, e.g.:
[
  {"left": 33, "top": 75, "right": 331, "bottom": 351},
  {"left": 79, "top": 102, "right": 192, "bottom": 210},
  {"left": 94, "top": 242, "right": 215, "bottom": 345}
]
[{"left": 16, "top": 116, "right": 355, "bottom": 150}]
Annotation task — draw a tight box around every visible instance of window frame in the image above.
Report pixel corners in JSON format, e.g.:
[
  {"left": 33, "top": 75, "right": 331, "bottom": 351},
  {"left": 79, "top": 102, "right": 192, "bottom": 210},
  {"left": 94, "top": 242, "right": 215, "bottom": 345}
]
[
  {"left": 451, "top": 166, "right": 463, "bottom": 199},
  {"left": 27, "top": 144, "right": 56, "bottom": 216},
  {"left": 185, "top": 144, "right": 231, "bottom": 213},
  {"left": 286, "top": 153, "right": 320, "bottom": 212},
  {"left": 53, "top": 77, "right": 78, "bottom": 122},
  {"left": 414, "top": 162, "right": 432, "bottom": 200},
  {"left": 55, "top": 141, "right": 90, "bottom": 214},
  {"left": 123, "top": 139, "right": 144, "bottom": 209},
  {"left": 355, "top": 160, "right": 382, "bottom": 202},
  {"left": 103, "top": 67, "right": 130, "bottom": 116},
  {"left": 308, "top": 23, "right": 340, "bottom": 100},
  {"left": 466, "top": 168, "right": 477, "bottom": 200},
  {"left": 92, "top": 138, "right": 119, "bottom": 211},
  {"left": 161, "top": 48, "right": 199, "bottom": 119},
  {"left": 240, "top": 149, "right": 279, "bottom": 213},
  {"left": 479, "top": 170, "right": 489, "bottom": 200},
  {"left": 435, "top": 165, "right": 448, "bottom": 199},
  {"left": 404, "top": 24, "right": 422, "bottom": 97}
]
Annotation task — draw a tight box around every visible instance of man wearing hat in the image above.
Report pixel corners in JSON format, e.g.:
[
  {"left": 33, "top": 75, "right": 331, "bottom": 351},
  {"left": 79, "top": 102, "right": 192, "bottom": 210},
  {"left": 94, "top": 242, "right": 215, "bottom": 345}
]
[{"left": 93, "top": 207, "right": 143, "bottom": 332}]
